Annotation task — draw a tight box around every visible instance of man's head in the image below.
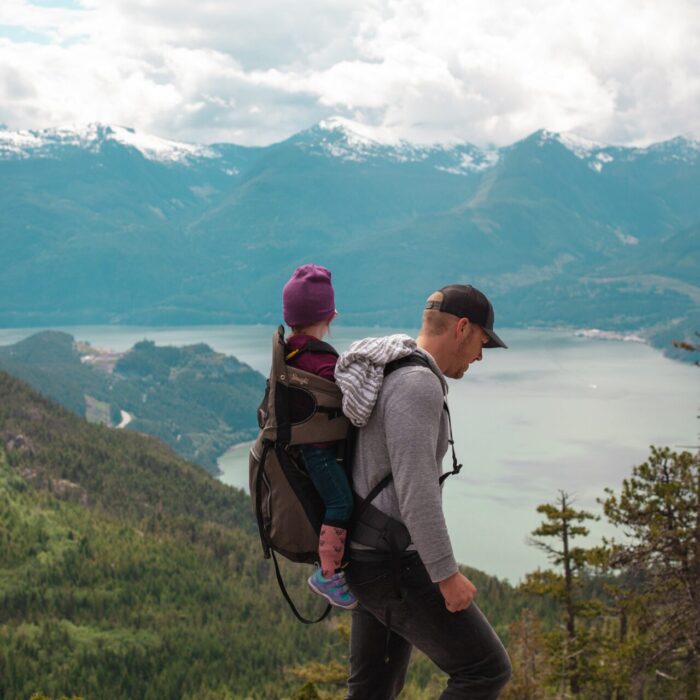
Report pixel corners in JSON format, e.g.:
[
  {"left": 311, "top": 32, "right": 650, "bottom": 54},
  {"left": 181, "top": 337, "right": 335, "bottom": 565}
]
[{"left": 418, "top": 284, "right": 506, "bottom": 379}]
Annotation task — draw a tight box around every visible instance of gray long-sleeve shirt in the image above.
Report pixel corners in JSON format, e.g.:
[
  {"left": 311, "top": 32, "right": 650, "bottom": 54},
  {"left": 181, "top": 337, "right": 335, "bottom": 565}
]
[{"left": 350, "top": 348, "right": 458, "bottom": 582}]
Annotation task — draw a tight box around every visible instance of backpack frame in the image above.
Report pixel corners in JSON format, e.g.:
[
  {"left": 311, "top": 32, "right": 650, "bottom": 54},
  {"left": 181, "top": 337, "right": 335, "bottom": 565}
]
[{"left": 249, "top": 325, "right": 350, "bottom": 622}]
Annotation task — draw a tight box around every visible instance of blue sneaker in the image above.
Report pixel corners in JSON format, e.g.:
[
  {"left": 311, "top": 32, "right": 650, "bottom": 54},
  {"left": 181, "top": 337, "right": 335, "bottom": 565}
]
[{"left": 308, "top": 568, "right": 358, "bottom": 610}]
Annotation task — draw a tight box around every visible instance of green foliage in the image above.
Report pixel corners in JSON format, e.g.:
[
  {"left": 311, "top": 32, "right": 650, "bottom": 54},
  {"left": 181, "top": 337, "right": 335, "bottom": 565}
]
[
  {"left": 501, "top": 609, "right": 549, "bottom": 700},
  {"left": 460, "top": 564, "right": 558, "bottom": 642},
  {"left": 522, "top": 492, "right": 601, "bottom": 696},
  {"left": 6, "top": 367, "right": 698, "bottom": 699},
  {"left": 0, "top": 370, "right": 254, "bottom": 530},
  {"left": 515, "top": 447, "right": 700, "bottom": 700},
  {"left": 291, "top": 683, "right": 322, "bottom": 700},
  {"left": 0, "top": 370, "right": 564, "bottom": 699},
  {"left": 600, "top": 446, "right": 700, "bottom": 699},
  {"left": 0, "top": 370, "right": 341, "bottom": 699}
]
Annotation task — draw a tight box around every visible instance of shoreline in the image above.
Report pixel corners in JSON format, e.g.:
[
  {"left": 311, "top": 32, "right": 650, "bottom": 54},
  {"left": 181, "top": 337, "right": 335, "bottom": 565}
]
[
  {"left": 1, "top": 322, "right": 696, "bottom": 370},
  {"left": 221, "top": 439, "right": 254, "bottom": 456},
  {"left": 215, "top": 440, "right": 254, "bottom": 490}
]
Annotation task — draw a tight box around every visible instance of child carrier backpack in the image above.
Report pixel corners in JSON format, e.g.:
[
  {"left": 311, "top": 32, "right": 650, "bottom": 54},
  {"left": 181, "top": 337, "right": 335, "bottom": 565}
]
[{"left": 249, "top": 325, "right": 350, "bottom": 623}]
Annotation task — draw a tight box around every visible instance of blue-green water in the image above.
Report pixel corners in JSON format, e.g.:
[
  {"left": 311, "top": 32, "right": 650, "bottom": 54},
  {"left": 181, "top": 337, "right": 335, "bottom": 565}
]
[{"left": 1, "top": 324, "right": 697, "bottom": 583}]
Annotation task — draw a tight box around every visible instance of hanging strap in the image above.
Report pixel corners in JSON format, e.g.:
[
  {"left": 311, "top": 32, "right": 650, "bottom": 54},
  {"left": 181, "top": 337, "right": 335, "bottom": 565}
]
[
  {"left": 353, "top": 352, "right": 464, "bottom": 549},
  {"left": 270, "top": 549, "right": 331, "bottom": 625},
  {"left": 439, "top": 401, "right": 462, "bottom": 485},
  {"left": 255, "top": 439, "right": 332, "bottom": 624},
  {"left": 254, "top": 440, "right": 272, "bottom": 558}
]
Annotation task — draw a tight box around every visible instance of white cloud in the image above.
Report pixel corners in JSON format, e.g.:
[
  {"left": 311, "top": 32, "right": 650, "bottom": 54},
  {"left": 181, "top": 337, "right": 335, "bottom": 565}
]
[{"left": 0, "top": 0, "right": 698, "bottom": 146}]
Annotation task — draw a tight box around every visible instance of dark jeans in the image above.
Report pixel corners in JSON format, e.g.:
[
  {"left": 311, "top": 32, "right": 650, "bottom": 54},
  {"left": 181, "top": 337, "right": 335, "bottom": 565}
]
[
  {"left": 345, "top": 551, "right": 512, "bottom": 700},
  {"left": 301, "top": 446, "right": 354, "bottom": 525}
]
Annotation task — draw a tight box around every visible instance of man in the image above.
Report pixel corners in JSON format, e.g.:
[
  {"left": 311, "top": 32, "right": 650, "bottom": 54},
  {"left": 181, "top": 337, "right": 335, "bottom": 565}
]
[{"left": 338, "top": 284, "right": 512, "bottom": 700}]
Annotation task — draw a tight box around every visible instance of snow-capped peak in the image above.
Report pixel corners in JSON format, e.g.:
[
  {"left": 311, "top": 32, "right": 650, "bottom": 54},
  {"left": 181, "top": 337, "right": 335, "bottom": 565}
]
[
  {"left": 317, "top": 117, "right": 382, "bottom": 148},
  {"left": 304, "top": 117, "right": 501, "bottom": 172},
  {"left": 0, "top": 123, "right": 217, "bottom": 163},
  {"left": 107, "top": 125, "right": 216, "bottom": 162},
  {"left": 536, "top": 129, "right": 605, "bottom": 158},
  {"left": 644, "top": 135, "right": 700, "bottom": 163},
  {"left": 0, "top": 128, "right": 46, "bottom": 154},
  {"left": 306, "top": 117, "right": 398, "bottom": 162}
]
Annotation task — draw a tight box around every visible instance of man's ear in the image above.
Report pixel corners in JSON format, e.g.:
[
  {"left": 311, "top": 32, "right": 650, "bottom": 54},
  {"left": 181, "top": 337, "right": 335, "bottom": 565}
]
[{"left": 455, "top": 317, "right": 470, "bottom": 336}]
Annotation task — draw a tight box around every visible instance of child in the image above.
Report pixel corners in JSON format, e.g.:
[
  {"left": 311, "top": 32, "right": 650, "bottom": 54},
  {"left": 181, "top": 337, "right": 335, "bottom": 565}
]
[{"left": 283, "top": 264, "right": 357, "bottom": 610}]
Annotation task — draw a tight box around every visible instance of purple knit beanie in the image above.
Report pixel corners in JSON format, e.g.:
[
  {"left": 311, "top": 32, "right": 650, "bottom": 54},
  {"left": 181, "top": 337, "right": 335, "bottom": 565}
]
[{"left": 283, "top": 264, "right": 336, "bottom": 327}]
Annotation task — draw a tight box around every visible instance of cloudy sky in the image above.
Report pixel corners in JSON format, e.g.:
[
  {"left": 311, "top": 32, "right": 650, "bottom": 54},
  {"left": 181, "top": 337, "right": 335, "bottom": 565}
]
[{"left": 1, "top": 0, "right": 699, "bottom": 146}]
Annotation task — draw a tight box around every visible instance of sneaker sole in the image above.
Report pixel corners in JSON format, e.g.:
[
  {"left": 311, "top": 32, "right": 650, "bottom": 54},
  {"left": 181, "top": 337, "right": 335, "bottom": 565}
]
[{"left": 307, "top": 577, "right": 359, "bottom": 610}]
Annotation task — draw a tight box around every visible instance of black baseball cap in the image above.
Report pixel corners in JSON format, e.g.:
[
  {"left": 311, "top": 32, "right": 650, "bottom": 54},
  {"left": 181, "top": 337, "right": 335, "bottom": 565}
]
[{"left": 425, "top": 284, "right": 507, "bottom": 349}]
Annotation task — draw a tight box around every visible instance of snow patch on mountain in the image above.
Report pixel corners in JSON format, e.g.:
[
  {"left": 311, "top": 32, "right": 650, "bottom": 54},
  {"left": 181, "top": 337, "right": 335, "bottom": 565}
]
[
  {"left": 590, "top": 151, "right": 614, "bottom": 172},
  {"left": 318, "top": 117, "right": 379, "bottom": 148},
  {"left": 537, "top": 129, "right": 604, "bottom": 157},
  {"left": 536, "top": 129, "right": 621, "bottom": 172},
  {"left": 646, "top": 136, "right": 700, "bottom": 163},
  {"left": 307, "top": 118, "right": 500, "bottom": 172},
  {"left": 0, "top": 129, "right": 45, "bottom": 157},
  {"left": 108, "top": 125, "right": 216, "bottom": 162},
  {"left": 311, "top": 118, "right": 426, "bottom": 163},
  {"left": 436, "top": 149, "right": 500, "bottom": 175},
  {"left": 554, "top": 131, "right": 605, "bottom": 158},
  {"left": 0, "top": 124, "right": 217, "bottom": 163}
]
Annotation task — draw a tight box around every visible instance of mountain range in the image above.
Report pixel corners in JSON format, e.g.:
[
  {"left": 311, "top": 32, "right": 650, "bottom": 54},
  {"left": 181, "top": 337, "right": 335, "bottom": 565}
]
[{"left": 2, "top": 120, "right": 698, "bottom": 358}]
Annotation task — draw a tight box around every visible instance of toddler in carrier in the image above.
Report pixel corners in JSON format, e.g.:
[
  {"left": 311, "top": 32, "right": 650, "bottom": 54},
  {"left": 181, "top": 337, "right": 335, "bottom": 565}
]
[{"left": 283, "top": 264, "right": 357, "bottom": 610}]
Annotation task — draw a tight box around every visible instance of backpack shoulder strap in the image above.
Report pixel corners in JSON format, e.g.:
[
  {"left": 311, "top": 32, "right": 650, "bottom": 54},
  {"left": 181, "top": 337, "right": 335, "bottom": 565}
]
[
  {"left": 383, "top": 352, "right": 431, "bottom": 376},
  {"left": 372, "top": 351, "right": 462, "bottom": 493}
]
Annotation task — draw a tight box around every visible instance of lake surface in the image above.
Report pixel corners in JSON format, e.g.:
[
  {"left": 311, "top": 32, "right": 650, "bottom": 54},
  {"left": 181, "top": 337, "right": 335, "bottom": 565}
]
[{"left": 1, "top": 323, "right": 697, "bottom": 583}]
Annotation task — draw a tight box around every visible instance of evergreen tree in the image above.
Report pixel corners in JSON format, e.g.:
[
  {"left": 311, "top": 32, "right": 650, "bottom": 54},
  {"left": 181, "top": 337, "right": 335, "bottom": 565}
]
[
  {"left": 501, "top": 608, "right": 550, "bottom": 700},
  {"left": 522, "top": 491, "right": 598, "bottom": 696},
  {"left": 601, "top": 446, "right": 700, "bottom": 699}
]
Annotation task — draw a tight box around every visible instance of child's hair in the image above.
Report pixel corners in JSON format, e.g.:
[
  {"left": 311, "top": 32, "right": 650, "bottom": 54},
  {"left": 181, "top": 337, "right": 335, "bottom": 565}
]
[{"left": 290, "top": 312, "right": 336, "bottom": 336}]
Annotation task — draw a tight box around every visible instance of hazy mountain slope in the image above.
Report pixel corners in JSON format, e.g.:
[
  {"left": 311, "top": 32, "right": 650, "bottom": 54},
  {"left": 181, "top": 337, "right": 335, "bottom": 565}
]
[
  {"left": 1, "top": 126, "right": 259, "bottom": 325},
  {"left": 1, "top": 122, "right": 698, "bottom": 344},
  {"left": 0, "top": 370, "right": 555, "bottom": 698},
  {"left": 0, "top": 370, "right": 338, "bottom": 700},
  {"left": 0, "top": 331, "right": 265, "bottom": 473}
]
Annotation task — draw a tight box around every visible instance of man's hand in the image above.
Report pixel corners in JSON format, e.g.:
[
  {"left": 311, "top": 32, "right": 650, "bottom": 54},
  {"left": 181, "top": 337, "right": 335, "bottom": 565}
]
[{"left": 438, "top": 571, "right": 477, "bottom": 612}]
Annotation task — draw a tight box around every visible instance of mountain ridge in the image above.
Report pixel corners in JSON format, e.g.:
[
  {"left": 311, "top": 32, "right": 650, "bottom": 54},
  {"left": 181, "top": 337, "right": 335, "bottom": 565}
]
[
  {"left": 4, "top": 120, "right": 699, "bottom": 166},
  {"left": 1, "top": 120, "right": 698, "bottom": 360}
]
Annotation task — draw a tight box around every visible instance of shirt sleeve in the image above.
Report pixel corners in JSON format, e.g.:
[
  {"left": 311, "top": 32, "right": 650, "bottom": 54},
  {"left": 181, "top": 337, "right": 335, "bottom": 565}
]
[
  {"left": 381, "top": 368, "right": 458, "bottom": 582},
  {"left": 315, "top": 354, "right": 337, "bottom": 382}
]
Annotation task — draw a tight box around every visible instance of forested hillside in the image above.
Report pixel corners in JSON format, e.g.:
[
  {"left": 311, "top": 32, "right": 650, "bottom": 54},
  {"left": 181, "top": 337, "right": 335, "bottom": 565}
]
[
  {"left": 2, "top": 369, "right": 696, "bottom": 698},
  {"left": 0, "top": 331, "right": 264, "bottom": 473},
  {"left": 0, "top": 370, "right": 551, "bottom": 699}
]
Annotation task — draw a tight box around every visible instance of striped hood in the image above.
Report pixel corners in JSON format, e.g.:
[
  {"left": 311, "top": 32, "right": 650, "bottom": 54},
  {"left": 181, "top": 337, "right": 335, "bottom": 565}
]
[{"left": 335, "top": 334, "right": 417, "bottom": 427}]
